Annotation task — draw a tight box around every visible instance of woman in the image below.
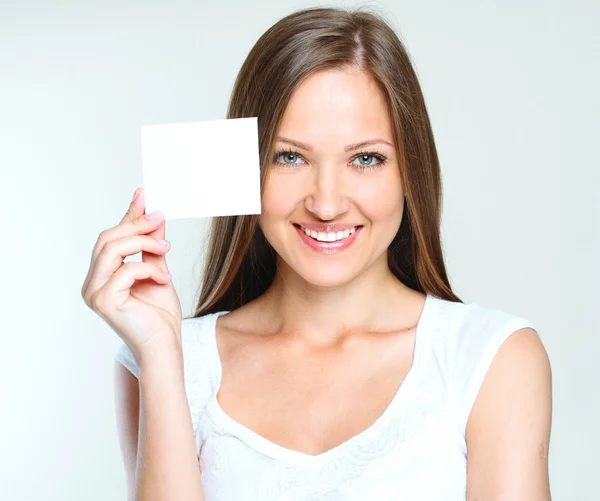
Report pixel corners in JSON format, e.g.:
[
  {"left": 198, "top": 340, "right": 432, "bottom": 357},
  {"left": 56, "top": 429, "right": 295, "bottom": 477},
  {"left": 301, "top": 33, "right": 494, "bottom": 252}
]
[{"left": 82, "top": 6, "right": 552, "bottom": 501}]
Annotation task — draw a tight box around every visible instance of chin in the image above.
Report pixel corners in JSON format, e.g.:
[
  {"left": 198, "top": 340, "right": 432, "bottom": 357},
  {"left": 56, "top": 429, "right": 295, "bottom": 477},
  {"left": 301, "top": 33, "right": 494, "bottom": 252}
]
[{"left": 293, "top": 261, "right": 362, "bottom": 288}]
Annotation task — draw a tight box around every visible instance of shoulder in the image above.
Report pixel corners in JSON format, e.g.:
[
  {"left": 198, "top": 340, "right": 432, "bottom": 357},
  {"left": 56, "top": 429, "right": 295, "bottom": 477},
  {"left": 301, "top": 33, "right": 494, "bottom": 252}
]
[
  {"left": 465, "top": 311, "right": 551, "bottom": 435},
  {"left": 434, "top": 297, "right": 541, "bottom": 365},
  {"left": 468, "top": 325, "right": 550, "bottom": 437},
  {"left": 428, "top": 297, "right": 548, "bottom": 434}
]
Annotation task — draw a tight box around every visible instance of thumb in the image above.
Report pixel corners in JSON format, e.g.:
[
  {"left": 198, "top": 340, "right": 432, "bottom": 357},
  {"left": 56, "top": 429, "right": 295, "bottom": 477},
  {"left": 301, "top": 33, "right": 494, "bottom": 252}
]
[
  {"left": 143, "top": 219, "right": 169, "bottom": 273},
  {"left": 139, "top": 193, "right": 169, "bottom": 274}
]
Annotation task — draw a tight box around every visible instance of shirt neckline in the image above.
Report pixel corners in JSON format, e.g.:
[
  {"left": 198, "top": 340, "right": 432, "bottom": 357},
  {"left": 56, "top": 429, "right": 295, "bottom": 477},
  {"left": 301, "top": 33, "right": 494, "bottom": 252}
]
[{"left": 204, "top": 293, "right": 437, "bottom": 466}]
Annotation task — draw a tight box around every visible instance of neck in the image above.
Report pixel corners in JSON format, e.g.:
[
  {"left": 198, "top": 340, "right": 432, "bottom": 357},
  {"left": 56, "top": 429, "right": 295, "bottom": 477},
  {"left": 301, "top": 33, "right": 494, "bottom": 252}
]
[{"left": 258, "top": 254, "right": 423, "bottom": 345}]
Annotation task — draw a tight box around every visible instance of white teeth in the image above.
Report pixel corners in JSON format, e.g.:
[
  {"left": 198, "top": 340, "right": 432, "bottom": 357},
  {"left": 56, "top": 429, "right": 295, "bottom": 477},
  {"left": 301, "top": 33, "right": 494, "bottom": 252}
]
[{"left": 303, "top": 226, "right": 357, "bottom": 242}]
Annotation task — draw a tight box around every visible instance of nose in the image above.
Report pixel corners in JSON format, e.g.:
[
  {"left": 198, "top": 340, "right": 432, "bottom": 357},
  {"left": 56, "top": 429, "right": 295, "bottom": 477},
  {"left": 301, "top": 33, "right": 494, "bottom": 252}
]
[{"left": 304, "top": 163, "right": 350, "bottom": 220}]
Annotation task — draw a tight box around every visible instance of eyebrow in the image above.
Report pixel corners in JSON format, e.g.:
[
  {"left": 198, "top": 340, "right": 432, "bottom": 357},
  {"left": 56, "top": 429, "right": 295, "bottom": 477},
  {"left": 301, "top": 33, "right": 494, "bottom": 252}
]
[{"left": 275, "top": 136, "right": 394, "bottom": 152}]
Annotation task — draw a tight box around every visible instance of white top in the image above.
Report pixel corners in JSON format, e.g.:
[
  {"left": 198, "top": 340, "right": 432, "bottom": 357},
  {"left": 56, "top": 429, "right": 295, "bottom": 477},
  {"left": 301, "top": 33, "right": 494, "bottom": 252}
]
[{"left": 115, "top": 294, "right": 538, "bottom": 501}]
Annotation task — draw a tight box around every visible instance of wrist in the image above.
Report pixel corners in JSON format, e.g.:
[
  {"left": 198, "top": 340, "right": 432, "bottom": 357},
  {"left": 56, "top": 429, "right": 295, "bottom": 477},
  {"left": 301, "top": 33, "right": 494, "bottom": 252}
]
[{"left": 136, "top": 335, "right": 184, "bottom": 373}]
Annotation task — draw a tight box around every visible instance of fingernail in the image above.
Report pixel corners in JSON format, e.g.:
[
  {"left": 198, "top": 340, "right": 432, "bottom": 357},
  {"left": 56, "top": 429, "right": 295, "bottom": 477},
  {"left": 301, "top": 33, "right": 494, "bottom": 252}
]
[
  {"left": 132, "top": 188, "right": 140, "bottom": 202},
  {"left": 145, "top": 211, "right": 163, "bottom": 219},
  {"left": 163, "top": 270, "right": 172, "bottom": 279}
]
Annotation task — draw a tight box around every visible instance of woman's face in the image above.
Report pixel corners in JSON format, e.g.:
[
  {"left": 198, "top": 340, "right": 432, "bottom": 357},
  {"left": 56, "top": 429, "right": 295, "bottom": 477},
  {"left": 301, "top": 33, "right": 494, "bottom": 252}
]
[{"left": 258, "top": 68, "right": 404, "bottom": 288}]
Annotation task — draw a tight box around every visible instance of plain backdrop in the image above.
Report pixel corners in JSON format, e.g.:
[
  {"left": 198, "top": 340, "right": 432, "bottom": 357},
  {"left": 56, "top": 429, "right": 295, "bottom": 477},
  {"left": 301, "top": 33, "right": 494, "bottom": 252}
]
[{"left": 1, "top": 0, "right": 598, "bottom": 499}]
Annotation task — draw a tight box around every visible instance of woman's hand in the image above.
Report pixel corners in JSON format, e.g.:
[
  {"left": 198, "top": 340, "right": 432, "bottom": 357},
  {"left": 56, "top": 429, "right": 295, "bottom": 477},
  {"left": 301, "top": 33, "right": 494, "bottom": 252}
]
[{"left": 81, "top": 188, "right": 183, "bottom": 361}]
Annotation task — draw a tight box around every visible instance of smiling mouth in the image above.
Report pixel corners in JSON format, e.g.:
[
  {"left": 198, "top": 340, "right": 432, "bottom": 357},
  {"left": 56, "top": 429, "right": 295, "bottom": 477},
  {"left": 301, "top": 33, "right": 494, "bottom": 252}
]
[{"left": 292, "top": 223, "right": 364, "bottom": 242}]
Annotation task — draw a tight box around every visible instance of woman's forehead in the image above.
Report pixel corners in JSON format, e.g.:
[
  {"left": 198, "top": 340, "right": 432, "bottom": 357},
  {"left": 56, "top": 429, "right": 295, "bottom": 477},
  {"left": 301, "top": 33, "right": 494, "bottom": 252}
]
[
  {"left": 282, "top": 69, "right": 389, "bottom": 118},
  {"left": 276, "top": 71, "right": 394, "bottom": 150}
]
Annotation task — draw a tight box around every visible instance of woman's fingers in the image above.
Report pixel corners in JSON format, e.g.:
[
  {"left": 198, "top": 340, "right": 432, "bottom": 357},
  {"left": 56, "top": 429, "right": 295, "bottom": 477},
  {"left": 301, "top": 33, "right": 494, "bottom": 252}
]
[
  {"left": 141, "top": 215, "right": 168, "bottom": 272},
  {"left": 91, "top": 261, "right": 171, "bottom": 313},
  {"left": 83, "top": 235, "right": 171, "bottom": 306},
  {"left": 93, "top": 192, "right": 161, "bottom": 264},
  {"left": 81, "top": 188, "right": 167, "bottom": 306},
  {"left": 83, "top": 213, "right": 164, "bottom": 299},
  {"left": 119, "top": 187, "right": 144, "bottom": 225},
  {"left": 117, "top": 188, "right": 169, "bottom": 275},
  {"left": 138, "top": 209, "right": 168, "bottom": 274},
  {"left": 82, "top": 188, "right": 146, "bottom": 297}
]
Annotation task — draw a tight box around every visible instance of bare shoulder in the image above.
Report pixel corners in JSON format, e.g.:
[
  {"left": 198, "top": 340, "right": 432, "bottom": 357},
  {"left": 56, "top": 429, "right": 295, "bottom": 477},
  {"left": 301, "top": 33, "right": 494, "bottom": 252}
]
[
  {"left": 467, "top": 326, "right": 552, "bottom": 440},
  {"left": 466, "top": 327, "right": 552, "bottom": 499}
]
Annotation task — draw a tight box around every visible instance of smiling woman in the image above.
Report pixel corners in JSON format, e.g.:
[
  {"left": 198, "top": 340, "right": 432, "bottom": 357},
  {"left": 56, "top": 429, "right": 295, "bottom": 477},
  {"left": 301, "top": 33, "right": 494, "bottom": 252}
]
[
  {"left": 259, "top": 68, "right": 404, "bottom": 278},
  {"left": 112, "top": 5, "right": 552, "bottom": 501}
]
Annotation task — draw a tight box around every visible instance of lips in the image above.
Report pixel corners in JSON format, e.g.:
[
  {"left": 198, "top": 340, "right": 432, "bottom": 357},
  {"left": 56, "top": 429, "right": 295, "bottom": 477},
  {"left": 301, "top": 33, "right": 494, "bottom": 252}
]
[{"left": 294, "top": 223, "right": 363, "bottom": 254}]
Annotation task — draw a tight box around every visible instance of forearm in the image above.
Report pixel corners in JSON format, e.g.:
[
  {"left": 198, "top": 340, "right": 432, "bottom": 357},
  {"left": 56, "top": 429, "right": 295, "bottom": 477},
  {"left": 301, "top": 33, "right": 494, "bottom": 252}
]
[{"left": 135, "top": 343, "right": 204, "bottom": 501}]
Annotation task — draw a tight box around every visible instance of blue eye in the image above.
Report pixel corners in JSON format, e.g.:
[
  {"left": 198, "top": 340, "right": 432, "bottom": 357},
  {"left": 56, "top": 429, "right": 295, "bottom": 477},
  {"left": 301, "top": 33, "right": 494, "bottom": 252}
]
[
  {"left": 271, "top": 149, "right": 387, "bottom": 171},
  {"left": 273, "top": 151, "right": 305, "bottom": 166},
  {"left": 350, "top": 154, "right": 385, "bottom": 169}
]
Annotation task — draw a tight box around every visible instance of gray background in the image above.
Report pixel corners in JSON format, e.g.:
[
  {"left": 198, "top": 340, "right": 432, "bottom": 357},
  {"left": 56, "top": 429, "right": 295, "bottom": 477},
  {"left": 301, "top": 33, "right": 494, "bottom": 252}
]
[{"left": 1, "top": 0, "right": 597, "bottom": 499}]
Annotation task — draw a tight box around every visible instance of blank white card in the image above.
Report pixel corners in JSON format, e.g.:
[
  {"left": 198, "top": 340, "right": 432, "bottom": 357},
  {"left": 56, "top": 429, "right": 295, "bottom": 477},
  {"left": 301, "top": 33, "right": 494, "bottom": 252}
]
[{"left": 141, "top": 117, "right": 262, "bottom": 220}]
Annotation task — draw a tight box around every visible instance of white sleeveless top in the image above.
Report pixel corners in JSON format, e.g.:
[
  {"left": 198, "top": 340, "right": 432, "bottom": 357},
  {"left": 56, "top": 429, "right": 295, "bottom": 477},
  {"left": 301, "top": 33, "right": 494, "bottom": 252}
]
[{"left": 115, "top": 294, "right": 538, "bottom": 501}]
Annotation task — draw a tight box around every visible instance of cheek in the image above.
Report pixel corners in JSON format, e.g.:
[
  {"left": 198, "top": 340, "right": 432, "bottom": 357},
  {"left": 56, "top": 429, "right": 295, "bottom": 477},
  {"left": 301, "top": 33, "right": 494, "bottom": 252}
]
[
  {"left": 356, "top": 178, "right": 404, "bottom": 222},
  {"left": 262, "top": 181, "right": 292, "bottom": 215},
  {"left": 259, "top": 176, "right": 299, "bottom": 229}
]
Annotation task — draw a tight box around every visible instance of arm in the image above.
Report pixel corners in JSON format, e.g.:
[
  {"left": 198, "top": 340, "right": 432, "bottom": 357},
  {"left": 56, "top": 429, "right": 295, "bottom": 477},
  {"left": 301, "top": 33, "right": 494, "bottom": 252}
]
[
  {"left": 114, "top": 360, "right": 140, "bottom": 501},
  {"left": 465, "top": 327, "right": 552, "bottom": 500},
  {"left": 114, "top": 340, "right": 205, "bottom": 501}
]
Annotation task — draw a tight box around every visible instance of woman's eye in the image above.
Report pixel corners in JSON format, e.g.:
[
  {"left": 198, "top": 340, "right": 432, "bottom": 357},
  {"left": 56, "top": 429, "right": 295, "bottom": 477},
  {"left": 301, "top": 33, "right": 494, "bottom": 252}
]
[
  {"left": 275, "top": 152, "right": 305, "bottom": 165},
  {"left": 351, "top": 154, "right": 382, "bottom": 167}
]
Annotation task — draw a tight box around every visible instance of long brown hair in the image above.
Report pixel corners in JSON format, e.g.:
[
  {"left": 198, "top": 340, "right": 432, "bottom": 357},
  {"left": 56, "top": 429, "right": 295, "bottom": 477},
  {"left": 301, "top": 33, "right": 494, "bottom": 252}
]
[{"left": 186, "top": 6, "right": 461, "bottom": 319}]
